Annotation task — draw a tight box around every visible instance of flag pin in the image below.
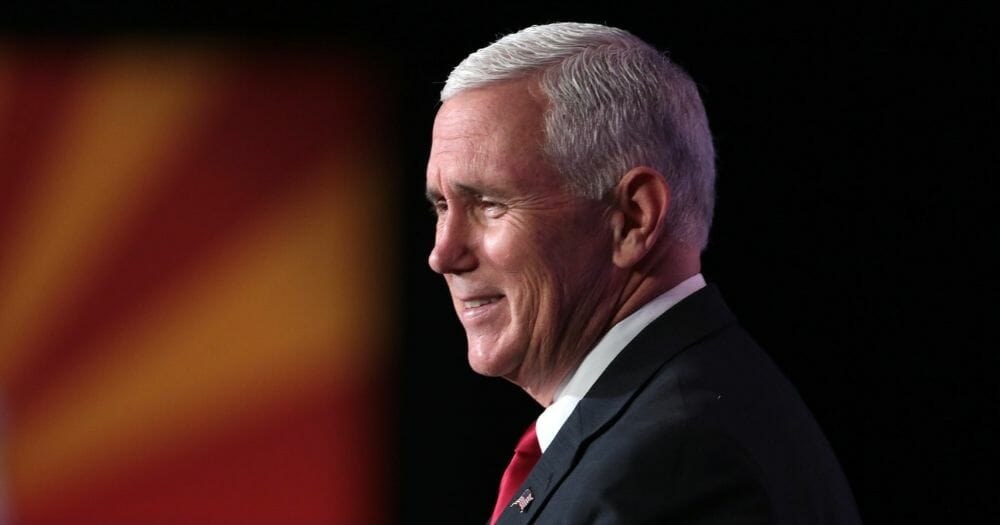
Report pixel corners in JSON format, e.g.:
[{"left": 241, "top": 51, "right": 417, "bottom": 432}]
[{"left": 510, "top": 488, "right": 534, "bottom": 513}]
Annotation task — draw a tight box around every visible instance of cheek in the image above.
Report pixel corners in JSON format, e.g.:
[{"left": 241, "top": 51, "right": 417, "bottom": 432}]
[{"left": 482, "top": 225, "right": 538, "bottom": 271}]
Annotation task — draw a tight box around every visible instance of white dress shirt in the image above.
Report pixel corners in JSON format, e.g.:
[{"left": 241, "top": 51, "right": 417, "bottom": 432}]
[{"left": 535, "top": 273, "right": 706, "bottom": 452}]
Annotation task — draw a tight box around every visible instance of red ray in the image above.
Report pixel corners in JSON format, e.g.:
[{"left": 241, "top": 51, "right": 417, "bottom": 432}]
[
  {"left": 6, "top": 50, "right": 377, "bottom": 418},
  {"left": 11, "top": 362, "right": 390, "bottom": 525},
  {"left": 0, "top": 48, "right": 86, "bottom": 289}
]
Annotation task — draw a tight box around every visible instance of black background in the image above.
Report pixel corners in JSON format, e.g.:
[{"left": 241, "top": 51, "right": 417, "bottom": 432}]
[{"left": 4, "top": 2, "right": 994, "bottom": 523}]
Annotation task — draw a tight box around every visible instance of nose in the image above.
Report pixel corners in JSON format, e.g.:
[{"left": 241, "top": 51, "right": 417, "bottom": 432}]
[{"left": 428, "top": 211, "right": 477, "bottom": 275}]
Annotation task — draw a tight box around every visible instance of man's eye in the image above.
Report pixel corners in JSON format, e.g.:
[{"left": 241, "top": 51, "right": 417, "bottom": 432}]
[
  {"left": 479, "top": 200, "right": 507, "bottom": 217},
  {"left": 430, "top": 201, "right": 448, "bottom": 216}
]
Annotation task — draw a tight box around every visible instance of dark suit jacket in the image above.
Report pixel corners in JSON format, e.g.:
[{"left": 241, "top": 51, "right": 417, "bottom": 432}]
[{"left": 495, "top": 285, "right": 861, "bottom": 524}]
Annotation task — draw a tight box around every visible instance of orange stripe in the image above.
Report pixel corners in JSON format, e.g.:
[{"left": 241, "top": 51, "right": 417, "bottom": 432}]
[
  {"left": 4, "top": 50, "right": 375, "bottom": 414},
  {"left": 7, "top": 161, "right": 389, "bottom": 508},
  {"left": 0, "top": 46, "right": 222, "bottom": 387}
]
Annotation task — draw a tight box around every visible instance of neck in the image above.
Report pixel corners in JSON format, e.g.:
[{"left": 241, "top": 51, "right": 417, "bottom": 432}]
[
  {"left": 519, "top": 245, "right": 701, "bottom": 407},
  {"left": 610, "top": 244, "right": 701, "bottom": 327}
]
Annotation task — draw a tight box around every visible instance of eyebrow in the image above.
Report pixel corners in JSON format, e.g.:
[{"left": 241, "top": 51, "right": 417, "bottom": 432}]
[{"left": 425, "top": 182, "right": 503, "bottom": 204}]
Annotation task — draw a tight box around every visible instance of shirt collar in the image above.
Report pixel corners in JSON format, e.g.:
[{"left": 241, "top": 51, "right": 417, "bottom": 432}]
[{"left": 535, "top": 273, "right": 707, "bottom": 452}]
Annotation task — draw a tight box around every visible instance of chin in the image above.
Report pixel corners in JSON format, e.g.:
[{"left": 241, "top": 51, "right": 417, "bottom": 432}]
[{"left": 466, "top": 343, "right": 519, "bottom": 378}]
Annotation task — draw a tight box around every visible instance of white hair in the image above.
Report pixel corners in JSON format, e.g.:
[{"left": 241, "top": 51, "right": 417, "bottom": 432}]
[{"left": 442, "top": 22, "right": 717, "bottom": 250}]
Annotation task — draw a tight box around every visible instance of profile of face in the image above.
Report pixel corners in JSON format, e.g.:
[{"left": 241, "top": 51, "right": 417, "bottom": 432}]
[{"left": 426, "top": 79, "right": 620, "bottom": 398}]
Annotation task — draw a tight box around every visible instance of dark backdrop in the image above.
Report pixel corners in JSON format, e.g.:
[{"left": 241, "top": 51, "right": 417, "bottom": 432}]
[
  {"left": 396, "top": 5, "right": 994, "bottom": 524},
  {"left": 5, "top": 3, "right": 994, "bottom": 523}
]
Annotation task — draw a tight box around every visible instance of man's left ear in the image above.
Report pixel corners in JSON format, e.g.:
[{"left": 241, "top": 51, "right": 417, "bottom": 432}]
[{"left": 609, "top": 167, "right": 670, "bottom": 269}]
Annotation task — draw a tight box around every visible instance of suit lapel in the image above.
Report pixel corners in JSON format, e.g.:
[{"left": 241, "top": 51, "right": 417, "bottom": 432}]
[{"left": 495, "top": 285, "right": 737, "bottom": 524}]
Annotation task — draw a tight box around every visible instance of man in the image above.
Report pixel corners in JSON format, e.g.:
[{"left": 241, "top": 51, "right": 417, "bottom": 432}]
[{"left": 426, "top": 22, "right": 861, "bottom": 524}]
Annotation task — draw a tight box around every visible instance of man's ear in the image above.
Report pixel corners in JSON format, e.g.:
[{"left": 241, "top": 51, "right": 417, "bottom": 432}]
[{"left": 610, "top": 167, "right": 670, "bottom": 269}]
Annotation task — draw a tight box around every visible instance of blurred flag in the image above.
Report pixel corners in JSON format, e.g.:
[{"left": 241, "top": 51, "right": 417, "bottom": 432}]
[{"left": 0, "top": 41, "right": 391, "bottom": 525}]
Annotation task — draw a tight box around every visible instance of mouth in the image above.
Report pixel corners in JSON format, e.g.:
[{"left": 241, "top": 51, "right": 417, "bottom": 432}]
[{"left": 463, "top": 296, "right": 503, "bottom": 310}]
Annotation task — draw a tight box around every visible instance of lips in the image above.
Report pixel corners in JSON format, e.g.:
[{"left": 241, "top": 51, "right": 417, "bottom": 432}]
[
  {"left": 464, "top": 296, "right": 503, "bottom": 309},
  {"left": 456, "top": 294, "right": 505, "bottom": 323}
]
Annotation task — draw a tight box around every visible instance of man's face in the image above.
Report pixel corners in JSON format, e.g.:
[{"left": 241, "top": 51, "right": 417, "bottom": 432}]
[{"left": 426, "top": 80, "right": 619, "bottom": 396}]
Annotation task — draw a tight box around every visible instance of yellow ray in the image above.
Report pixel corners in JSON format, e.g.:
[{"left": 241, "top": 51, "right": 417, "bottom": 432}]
[
  {"left": 7, "top": 159, "right": 390, "bottom": 507},
  {"left": 0, "top": 44, "right": 222, "bottom": 385}
]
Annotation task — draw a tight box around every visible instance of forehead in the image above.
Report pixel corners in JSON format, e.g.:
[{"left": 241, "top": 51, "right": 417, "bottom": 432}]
[
  {"left": 433, "top": 79, "right": 544, "bottom": 142},
  {"left": 427, "top": 80, "right": 561, "bottom": 195}
]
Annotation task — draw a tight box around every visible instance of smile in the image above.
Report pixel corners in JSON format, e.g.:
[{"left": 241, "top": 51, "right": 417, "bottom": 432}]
[{"left": 464, "top": 296, "right": 503, "bottom": 309}]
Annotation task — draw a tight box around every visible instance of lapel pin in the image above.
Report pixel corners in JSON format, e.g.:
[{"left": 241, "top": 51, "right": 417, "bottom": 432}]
[{"left": 510, "top": 488, "right": 534, "bottom": 513}]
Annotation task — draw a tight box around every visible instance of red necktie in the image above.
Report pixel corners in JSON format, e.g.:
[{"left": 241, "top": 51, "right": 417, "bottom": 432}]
[{"left": 490, "top": 422, "right": 541, "bottom": 524}]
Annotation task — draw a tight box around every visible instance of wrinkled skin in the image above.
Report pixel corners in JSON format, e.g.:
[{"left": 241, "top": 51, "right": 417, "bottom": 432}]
[{"left": 426, "top": 79, "right": 625, "bottom": 404}]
